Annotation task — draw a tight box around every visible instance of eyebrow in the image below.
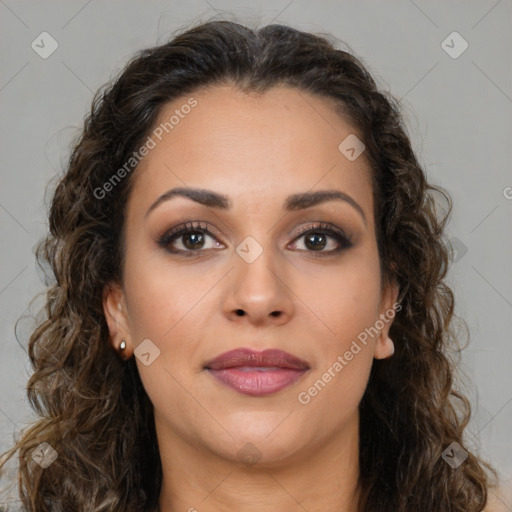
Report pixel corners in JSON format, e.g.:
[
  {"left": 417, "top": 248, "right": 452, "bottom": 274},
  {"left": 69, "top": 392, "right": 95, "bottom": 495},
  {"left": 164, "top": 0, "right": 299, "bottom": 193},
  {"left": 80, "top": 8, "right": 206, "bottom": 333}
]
[{"left": 145, "top": 186, "right": 366, "bottom": 225}]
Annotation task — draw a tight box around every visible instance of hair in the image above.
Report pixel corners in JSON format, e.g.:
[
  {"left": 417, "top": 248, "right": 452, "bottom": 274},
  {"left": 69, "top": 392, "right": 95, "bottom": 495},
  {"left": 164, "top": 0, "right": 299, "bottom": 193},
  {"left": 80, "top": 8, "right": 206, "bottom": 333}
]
[{"left": 0, "top": 18, "right": 498, "bottom": 512}]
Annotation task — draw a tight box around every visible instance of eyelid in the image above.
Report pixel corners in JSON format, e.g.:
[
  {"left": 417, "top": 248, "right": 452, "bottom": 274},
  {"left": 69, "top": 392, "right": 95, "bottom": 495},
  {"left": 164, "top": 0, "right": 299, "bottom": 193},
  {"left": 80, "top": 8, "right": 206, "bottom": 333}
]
[
  {"left": 156, "top": 220, "right": 222, "bottom": 247},
  {"left": 291, "top": 221, "right": 352, "bottom": 242},
  {"left": 157, "top": 219, "right": 353, "bottom": 255},
  {"left": 287, "top": 222, "right": 353, "bottom": 255}
]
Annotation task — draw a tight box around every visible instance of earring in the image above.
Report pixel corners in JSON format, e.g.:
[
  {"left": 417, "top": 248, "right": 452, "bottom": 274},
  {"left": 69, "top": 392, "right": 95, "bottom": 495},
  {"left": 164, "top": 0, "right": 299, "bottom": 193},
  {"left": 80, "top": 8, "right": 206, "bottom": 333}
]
[
  {"left": 386, "top": 336, "right": 395, "bottom": 357},
  {"left": 120, "top": 339, "right": 126, "bottom": 351}
]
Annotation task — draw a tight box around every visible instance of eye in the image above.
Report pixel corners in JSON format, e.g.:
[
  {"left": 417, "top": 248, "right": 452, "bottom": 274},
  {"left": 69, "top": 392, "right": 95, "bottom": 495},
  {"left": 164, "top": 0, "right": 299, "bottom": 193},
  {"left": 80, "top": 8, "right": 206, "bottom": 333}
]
[
  {"left": 157, "top": 221, "right": 224, "bottom": 256},
  {"left": 289, "top": 222, "right": 353, "bottom": 256},
  {"left": 157, "top": 221, "right": 353, "bottom": 257}
]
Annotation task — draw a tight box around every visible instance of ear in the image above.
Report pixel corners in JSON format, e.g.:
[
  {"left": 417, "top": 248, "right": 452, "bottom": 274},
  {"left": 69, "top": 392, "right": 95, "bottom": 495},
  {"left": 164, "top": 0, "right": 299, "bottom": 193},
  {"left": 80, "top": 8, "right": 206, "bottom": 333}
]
[
  {"left": 373, "top": 276, "right": 400, "bottom": 360},
  {"left": 102, "top": 281, "right": 132, "bottom": 359}
]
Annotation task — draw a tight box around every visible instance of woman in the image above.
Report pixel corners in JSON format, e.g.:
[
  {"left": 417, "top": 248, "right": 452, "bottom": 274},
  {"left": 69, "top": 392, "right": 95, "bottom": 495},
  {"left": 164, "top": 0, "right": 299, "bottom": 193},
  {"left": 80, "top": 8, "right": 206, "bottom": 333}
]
[{"left": 0, "top": 19, "right": 500, "bottom": 511}]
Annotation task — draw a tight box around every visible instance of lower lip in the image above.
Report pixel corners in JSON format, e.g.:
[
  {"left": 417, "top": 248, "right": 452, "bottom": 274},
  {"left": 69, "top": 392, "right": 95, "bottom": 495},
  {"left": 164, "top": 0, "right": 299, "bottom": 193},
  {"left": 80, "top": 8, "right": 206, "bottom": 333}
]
[{"left": 207, "top": 367, "right": 309, "bottom": 397}]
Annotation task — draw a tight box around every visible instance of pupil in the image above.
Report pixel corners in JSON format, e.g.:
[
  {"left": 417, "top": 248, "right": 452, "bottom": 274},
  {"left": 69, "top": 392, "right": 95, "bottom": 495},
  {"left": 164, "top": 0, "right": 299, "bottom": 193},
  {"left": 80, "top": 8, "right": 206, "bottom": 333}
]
[
  {"left": 306, "top": 233, "right": 326, "bottom": 250},
  {"left": 181, "top": 232, "right": 327, "bottom": 251},
  {"left": 184, "top": 232, "right": 203, "bottom": 249}
]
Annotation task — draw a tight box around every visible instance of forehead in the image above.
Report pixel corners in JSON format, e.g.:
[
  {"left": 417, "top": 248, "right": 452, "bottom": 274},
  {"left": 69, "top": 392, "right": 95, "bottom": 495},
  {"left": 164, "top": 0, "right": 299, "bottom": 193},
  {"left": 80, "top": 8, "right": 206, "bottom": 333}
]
[{"left": 127, "top": 83, "right": 373, "bottom": 220}]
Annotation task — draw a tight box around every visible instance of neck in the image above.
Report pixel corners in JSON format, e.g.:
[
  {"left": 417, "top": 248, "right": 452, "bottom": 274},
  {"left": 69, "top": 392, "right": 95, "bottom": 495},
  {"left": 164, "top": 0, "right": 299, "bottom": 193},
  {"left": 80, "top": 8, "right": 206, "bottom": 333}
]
[{"left": 156, "top": 412, "right": 361, "bottom": 512}]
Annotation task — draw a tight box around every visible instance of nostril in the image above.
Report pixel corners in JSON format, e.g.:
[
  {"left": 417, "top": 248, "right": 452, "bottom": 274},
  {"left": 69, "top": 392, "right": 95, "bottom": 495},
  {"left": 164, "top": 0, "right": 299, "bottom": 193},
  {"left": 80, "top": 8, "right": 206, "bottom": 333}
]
[{"left": 235, "top": 309, "right": 245, "bottom": 316}]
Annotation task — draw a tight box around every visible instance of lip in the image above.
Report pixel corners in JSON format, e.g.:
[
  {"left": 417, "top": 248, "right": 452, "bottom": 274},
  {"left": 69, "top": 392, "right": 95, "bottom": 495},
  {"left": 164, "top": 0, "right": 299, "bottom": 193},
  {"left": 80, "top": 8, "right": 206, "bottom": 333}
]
[{"left": 204, "top": 348, "right": 310, "bottom": 397}]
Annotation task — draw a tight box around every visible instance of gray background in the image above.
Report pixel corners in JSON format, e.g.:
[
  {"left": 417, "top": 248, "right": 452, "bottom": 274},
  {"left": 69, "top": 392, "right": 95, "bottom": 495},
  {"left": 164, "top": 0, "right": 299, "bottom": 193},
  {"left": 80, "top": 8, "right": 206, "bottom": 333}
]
[{"left": 1, "top": 0, "right": 511, "bottom": 506}]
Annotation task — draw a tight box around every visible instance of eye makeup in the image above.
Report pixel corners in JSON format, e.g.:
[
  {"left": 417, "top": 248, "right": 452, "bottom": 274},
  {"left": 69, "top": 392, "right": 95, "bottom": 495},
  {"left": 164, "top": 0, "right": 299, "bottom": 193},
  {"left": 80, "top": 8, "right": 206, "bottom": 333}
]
[{"left": 156, "top": 220, "right": 354, "bottom": 258}]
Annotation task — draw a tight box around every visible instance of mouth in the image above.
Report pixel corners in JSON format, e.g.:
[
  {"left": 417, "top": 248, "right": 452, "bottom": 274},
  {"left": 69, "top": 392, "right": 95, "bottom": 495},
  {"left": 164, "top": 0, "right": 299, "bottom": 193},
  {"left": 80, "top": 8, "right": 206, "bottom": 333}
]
[{"left": 204, "top": 348, "right": 310, "bottom": 397}]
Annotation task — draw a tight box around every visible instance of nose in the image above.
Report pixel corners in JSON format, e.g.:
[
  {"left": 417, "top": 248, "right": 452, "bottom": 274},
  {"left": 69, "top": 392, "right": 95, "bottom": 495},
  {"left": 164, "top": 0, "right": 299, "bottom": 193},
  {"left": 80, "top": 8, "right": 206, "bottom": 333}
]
[{"left": 222, "top": 246, "right": 294, "bottom": 327}]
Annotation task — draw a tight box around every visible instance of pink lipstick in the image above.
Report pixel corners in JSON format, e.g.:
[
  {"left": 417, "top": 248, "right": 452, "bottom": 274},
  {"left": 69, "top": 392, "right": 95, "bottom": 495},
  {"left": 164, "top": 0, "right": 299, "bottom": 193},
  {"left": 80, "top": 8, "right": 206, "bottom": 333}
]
[{"left": 204, "top": 348, "right": 310, "bottom": 397}]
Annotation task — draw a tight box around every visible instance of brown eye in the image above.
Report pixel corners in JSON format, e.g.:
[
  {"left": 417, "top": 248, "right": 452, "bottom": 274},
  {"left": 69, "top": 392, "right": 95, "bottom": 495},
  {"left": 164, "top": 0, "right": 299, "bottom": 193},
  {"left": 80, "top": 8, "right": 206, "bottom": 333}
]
[
  {"left": 158, "top": 221, "right": 224, "bottom": 255},
  {"left": 303, "top": 232, "right": 328, "bottom": 251},
  {"left": 181, "top": 231, "right": 206, "bottom": 250},
  {"left": 290, "top": 223, "right": 353, "bottom": 256}
]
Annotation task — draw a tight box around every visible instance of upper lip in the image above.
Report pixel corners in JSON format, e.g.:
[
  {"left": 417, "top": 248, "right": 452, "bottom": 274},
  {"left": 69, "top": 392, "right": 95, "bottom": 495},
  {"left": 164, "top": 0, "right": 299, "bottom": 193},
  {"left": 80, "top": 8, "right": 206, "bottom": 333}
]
[{"left": 204, "top": 348, "right": 310, "bottom": 371}]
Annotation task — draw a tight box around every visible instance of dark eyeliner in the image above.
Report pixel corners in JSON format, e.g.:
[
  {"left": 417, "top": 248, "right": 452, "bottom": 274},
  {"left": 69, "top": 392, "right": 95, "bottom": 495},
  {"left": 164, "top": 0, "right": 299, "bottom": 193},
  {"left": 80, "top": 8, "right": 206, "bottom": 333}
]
[
  {"left": 292, "top": 222, "right": 353, "bottom": 256},
  {"left": 157, "top": 220, "right": 353, "bottom": 256},
  {"left": 157, "top": 221, "right": 218, "bottom": 254}
]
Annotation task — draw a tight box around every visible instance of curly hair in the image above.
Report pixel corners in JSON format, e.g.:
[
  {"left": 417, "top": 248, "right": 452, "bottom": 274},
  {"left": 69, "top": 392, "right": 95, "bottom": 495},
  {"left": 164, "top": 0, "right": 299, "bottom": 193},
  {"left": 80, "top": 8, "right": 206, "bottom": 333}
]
[{"left": 0, "top": 19, "right": 497, "bottom": 512}]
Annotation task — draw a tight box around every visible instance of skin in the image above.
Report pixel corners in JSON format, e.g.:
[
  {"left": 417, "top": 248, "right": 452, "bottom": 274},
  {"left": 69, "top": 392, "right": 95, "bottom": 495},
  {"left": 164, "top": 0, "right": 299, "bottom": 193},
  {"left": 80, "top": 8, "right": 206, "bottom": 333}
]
[{"left": 103, "top": 83, "right": 399, "bottom": 512}]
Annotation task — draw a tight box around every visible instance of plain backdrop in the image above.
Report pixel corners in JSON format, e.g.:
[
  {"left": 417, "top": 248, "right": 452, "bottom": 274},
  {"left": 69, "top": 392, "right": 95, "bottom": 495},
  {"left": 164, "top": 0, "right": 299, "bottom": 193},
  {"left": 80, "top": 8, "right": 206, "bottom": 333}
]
[{"left": 0, "top": 0, "right": 511, "bottom": 504}]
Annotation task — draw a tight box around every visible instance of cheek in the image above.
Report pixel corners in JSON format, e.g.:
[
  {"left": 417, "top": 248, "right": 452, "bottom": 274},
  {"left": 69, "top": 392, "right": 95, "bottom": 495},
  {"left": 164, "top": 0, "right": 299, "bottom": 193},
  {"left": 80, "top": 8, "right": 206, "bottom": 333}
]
[
  {"left": 298, "top": 348, "right": 373, "bottom": 433},
  {"left": 122, "top": 250, "right": 210, "bottom": 340},
  {"left": 122, "top": 249, "right": 216, "bottom": 385},
  {"left": 297, "top": 292, "right": 377, "bottom": 421},
  {"left": 123, "top": 253, "right": 210, "bottom": 423},
  {"left": 293, "top": 254, "right": 381, "bottom": 411},
  {"left": 293, "top": 255, "right": 382, "bottom": 349}
]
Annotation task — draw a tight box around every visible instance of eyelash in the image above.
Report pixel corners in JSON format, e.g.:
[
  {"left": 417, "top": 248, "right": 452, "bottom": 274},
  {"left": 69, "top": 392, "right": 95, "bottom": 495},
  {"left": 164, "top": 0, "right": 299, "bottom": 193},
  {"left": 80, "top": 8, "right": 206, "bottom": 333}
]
[{"left": 157, "top": 221, "right": 353, "bottom": 257}]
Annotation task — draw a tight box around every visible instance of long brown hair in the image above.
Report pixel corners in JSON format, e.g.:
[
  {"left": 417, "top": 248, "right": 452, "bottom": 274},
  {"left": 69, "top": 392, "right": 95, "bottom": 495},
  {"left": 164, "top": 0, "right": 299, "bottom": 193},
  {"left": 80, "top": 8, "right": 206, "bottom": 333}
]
[{"left": 0, "top": 19, "right": 497, "bottom": 511}]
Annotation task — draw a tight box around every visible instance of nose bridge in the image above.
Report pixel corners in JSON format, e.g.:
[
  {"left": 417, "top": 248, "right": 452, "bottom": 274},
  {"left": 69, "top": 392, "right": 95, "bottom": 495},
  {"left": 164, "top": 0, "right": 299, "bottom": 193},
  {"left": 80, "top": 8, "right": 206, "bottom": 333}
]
[
  {"left": 235, "top": 232, "right": 281, "bottom": 297},
  {"left": 224, "top": 230, "right": 293, "bottom": 323}
]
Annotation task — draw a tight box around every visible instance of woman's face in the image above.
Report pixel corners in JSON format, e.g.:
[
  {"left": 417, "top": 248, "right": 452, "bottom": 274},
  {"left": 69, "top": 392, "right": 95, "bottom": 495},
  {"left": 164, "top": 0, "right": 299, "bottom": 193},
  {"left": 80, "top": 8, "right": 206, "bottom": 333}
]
[{"left": 104, "top": 84, "right": 398, "bottom": 466}]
